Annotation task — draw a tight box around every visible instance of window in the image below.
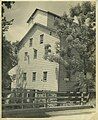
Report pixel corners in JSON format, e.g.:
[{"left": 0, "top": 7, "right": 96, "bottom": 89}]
[
  {"left": 40, "top": 34, "right": 44, "bottom": 44},
  {"left": 43, "top": 72, "right": 47, "bottom": 81},
  {"left": 34, "top": 49, "right": 37, "bottom": 59},
  {"left": 23, "top": 73, "right": 27, "bottom": 80},
  {"left": 32, "top": 72, "right": 36, "bottom": 81},
  {"left": 29, "top": 38, "right": 33, "bottom": 47},
  {"left": 24, "top": 52, "right": 28, "bottom": 61}
]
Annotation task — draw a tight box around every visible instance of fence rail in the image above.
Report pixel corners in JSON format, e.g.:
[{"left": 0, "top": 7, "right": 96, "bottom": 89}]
[{"left": 2, "top": 89, "right": 93, "bottom": 111}]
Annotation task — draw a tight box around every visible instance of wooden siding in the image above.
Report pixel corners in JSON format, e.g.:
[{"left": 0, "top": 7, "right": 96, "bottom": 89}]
[
  {"left": 17, "top": 26, "right": 59, "bottom": 91},
  {"left": 28, "top": 10, "right": 48, "bottom": 29}
]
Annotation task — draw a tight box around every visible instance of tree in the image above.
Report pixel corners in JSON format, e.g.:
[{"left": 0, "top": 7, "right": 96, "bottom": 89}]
[
  {"left": 70, "top": 1, "right": 96, "bottom": 92},
  {"left": 47, "top": 1, "right": 96, "bottom": 92},
  {"left": 2, "top": 1, "right": 16, "bottom": 91},
  {"left": 2, "top": 1, "right": 15, "bottom": 35}
]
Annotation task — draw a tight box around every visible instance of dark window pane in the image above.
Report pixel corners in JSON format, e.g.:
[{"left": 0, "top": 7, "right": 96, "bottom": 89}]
[
  {"left": 43, "top": 71, "right": 47, "bottom": 81},
  {"left": 24, "top": 52, "right": 28, "bottom": 61},
  {"left": 32, "top": 72, "right": 36, "bottom": 81},
  {"left": 34, "top": 49, "right": 37, "bottom": 59},
  {"left": 23, "top": 73, "right": 27, "bottom": 80},
  {"left": 40, "top": 34, "right": 44, "bottom": 44},
  {"left": 29, "top": 38, "right": 33, "bottom": 47}
]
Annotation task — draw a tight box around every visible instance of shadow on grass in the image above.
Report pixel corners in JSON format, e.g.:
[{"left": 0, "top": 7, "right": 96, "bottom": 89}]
[{"left": 3, "top": 112, "right": 51, "bottom": 118}]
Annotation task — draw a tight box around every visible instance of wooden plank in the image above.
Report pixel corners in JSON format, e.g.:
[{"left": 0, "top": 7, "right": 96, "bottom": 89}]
[
  {"left": 3, "top": 96, "right": 72, "bottom": 100},
  {"left": 2, "top": 90, "right": 89, "bottom": 109},
  {"left": 2, "top": 95, "right": 85, "bottom": 102},
  {"left": 3, "top": 101, "right": 82, "bottom": 108},
  {"left": 2, "top": 90, "right": 82, "bottom": 94},
  {"left": 2, "top": 90, "right": 92, "bottom": 94}
]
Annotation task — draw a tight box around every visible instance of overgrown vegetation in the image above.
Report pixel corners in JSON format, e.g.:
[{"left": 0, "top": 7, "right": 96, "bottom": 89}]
[
  {"left": 2, "top": 1, "right": 18, "bottom": 92},
  {"left": 44, "top": 1, "right": 96, "bottom": 92}
]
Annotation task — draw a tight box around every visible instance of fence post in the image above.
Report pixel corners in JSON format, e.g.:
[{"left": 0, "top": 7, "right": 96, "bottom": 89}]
[
  {"left": 81, "top": 92, "right": 84, "bottom": 105},
  {"left": 34, "top": 90, "right": 38, "bottom": 107},
  {"left": 21, "top": 90, "right": 24, "bottom": 109},
  {"left": 45, "top": 92, "right": 48, "bottom": 108}
]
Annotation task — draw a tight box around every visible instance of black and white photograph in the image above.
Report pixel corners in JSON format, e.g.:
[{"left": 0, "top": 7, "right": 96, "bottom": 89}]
[{"left": 1, "top": 0, "right": 97, "bottom": 119}]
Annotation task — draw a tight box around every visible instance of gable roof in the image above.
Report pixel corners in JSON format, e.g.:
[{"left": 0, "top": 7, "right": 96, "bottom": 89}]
[
  {"left": 27, "top": 8, "right": 61, "bottom": 23},
  {"left": 17, "top": 23, "right": 57, "bottom": 50}
]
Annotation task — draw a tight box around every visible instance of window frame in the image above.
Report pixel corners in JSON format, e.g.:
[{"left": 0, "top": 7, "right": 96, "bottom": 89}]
[
  {"left": 40, "top": 34, "right": 44, "bottom": 44},
  {"left": 23, "top": 73, "right": 27, "bottom": 81},
  {"left": 24, "top": 52, "right": 28, "bottom": 61},
  {"left": 33, "top": 49, "right": 37, "bottom": 59},
  {"left": 29, "top": 38, "right": 33, "bottom": 47},
  {"left": 32, "top": 72, "right": 36, "bottom": 81},
  {"left": 43, "top": 71, "right": 47, "bottom": 81}
]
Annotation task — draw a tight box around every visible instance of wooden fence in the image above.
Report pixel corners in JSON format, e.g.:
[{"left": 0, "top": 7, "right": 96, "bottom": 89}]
[{"left": 2, "top": 89, "right": 91, "bottom": 111}]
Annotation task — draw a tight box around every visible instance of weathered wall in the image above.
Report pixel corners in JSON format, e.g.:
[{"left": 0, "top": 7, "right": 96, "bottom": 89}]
[{"left": 17, "top": 25, "right": 59, "bottom": 91}]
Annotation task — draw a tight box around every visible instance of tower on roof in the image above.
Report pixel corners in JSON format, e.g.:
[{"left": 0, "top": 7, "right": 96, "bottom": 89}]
[{"left": 27, "top": 8, "right": 60, "bottom": 29}]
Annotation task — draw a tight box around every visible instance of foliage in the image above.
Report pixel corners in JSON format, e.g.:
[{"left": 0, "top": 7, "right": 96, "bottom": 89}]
[
  {"left": 50, "top": 1, "right": 95, "bottom": 92},
  {"left": 2, "top": 1, "right": 15, "bottom": 35},
  {"left": 2, "top": 38, "right": 18, "bottom": 91},
  {"left": 2, "top": 17, "right": 14, "bottom": 35},
  {"left": 2, "top": 1, "right": 17, "bottom": 91}
]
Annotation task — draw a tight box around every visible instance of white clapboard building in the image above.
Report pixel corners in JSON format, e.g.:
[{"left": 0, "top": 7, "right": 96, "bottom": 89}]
[{"left": 9, "top": 9, "right": 81, "bottom": 92}]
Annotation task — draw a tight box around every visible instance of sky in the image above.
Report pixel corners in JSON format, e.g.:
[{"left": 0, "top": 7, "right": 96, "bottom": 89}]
[{"left": 3, "top": 1, "right": 81, "bottom": 43}]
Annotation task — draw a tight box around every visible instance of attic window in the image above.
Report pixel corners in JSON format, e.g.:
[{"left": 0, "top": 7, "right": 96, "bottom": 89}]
[
  {"left": 40, "top": 34, "right": 44, "bottom": 44},
  {"left": 29, "top": 38, "right": 33, "bottom": 47}
]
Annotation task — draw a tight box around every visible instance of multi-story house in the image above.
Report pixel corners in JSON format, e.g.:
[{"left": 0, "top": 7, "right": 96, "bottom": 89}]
[
  {"left": 9, "top": 8, "right": 78, "bottom": 92},
  {"left": 15, "top": 9, "right": 60, "bottom": 92}
]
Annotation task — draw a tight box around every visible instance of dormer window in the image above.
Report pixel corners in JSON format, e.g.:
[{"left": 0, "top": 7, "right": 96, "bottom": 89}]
[
  {"left": 29, "top": 38, "right": 33, "bottom": 47},
  {"left": 40, "top": 34, "right": 44, "bottom": 44}
]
